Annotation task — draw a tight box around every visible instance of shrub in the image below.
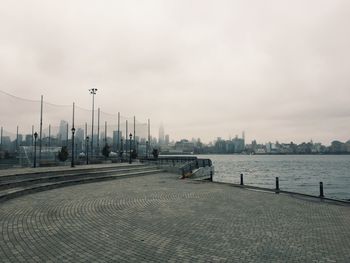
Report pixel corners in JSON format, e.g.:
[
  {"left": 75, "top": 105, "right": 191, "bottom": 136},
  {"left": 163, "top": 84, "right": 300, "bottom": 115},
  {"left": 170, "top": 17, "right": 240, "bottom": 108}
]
[
  {"left": 102, "top": 144, "right": 111, "bottom": 158},
  {"left": 152, "top": 148, "right": 159, "bottom": 159},
  {"left": 58, "top": 146, "right": 69, "bottom": 162},
  {"left": 131, "top": 150, "right": 137, "bottom": 159}
]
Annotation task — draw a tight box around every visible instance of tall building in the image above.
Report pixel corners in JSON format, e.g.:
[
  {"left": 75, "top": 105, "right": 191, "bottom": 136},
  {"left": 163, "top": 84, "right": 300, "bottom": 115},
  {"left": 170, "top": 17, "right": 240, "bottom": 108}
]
[
  {"left": 158, "top": 123, "right": 165, "bottom": 145},
  {"left": 17, "top": 134, "right": 23, "bottom": 145},
  {"left": 75, "top": 128, "right": 84, "bottom": 142},
  {"left": 58, "top": 120, "right": 68, "bottom": 141},
  {"left": 165, "top": 134, "right": 170, "bottom": 145},
  {"left": 25, "top": 134, "right": 32, "bottom": 146}
]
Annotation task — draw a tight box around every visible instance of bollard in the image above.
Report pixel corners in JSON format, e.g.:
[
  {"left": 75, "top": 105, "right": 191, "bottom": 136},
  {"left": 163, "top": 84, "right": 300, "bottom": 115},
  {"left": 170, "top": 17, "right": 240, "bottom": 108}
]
[
  {"left": 275, "top": 177, "right": 280, "bottom": 193},
  {"left": 319, "top": 182, "right": 324, "bottom": 198},
  {"left": 240, "top": 173, "right": 244, "bottom": 186},
  {"left": 210, "top": 171, "right": 213, "bottom": 182}
]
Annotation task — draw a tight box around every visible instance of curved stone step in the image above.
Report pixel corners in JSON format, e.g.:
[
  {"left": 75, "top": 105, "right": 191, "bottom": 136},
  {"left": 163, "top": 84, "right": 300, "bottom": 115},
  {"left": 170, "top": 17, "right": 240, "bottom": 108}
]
[
  {"left": 0, "top": 166, "right": 158, "bottom": 190},
  {"left": 0, "top": 163, "right": 146, "bottom": 181},
  {"left": 0, "top": 169, "right": 163, "bottom": 202}
]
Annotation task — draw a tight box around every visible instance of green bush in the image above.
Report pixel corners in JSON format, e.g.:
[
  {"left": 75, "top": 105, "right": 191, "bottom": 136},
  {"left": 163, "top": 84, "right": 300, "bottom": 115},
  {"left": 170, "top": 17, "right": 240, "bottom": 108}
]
[
  {"left": 58, "top": 146, "right": 69, "bottom": 162},
  {"left": 102, "top": 144, "right": 111, "bottom": 158},
  {"left": 131, "top": 150, "right": 138, "bottom": 159},
  {"left": 152, "top": 148, "right": 159, "bottom": 159}
]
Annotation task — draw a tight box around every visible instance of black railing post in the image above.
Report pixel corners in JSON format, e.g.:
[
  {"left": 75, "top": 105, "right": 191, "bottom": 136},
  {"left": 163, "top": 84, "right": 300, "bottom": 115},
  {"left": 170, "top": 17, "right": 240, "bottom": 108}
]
[
  {"left": 319, "top": 182, "right": 324, "bottom": 198},
  {"left": 275, "top": 177, "right": 280, "bottom": 193},
  {"left": 240, "top": 173, "right": 244, "bottom": 186}
]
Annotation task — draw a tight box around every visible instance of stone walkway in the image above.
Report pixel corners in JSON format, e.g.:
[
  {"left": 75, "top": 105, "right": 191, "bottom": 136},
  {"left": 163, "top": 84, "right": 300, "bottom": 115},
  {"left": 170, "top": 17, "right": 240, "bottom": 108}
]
[{"left": 0, "top": 172, "right": 349, "bottom": 262}]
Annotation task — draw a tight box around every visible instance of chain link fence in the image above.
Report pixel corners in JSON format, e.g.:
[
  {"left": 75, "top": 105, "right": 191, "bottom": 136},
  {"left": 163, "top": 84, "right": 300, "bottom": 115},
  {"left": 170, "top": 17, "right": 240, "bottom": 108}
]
[{"left": 0, "top": 90, "right": 152, "bottom": 169}]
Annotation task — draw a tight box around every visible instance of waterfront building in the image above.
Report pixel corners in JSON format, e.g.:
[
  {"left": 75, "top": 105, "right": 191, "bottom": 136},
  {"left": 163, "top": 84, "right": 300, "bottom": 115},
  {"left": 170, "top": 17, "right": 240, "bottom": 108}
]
[
  {"left": 57, "top": 120, "right": 68, "bottom": 142},
  {"left": 165, "top": 134, "right": 169, "bottom": 145},
  {"left": 75, "top": 128, "right": 84, "bottom": 142},
  {"left": 175, "top": 139, "right": 195, "bottom": 153},
  {"left": 158, "top": 123, "right": 165, "bottom": 145},
  {"left": 24, "top": 134, "right": 32, "bottom": 146}
]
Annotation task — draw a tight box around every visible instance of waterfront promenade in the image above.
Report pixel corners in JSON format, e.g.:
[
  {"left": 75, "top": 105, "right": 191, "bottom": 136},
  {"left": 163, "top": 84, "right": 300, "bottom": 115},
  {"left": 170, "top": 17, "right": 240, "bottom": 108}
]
[{"left": 0, "top": 171, "right": 349, "bottom": 262}]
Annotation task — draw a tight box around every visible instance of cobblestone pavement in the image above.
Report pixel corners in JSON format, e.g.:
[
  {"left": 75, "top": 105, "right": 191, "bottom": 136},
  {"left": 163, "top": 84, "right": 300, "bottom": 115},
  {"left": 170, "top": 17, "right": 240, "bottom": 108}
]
[{"left": 0, "top": 173, "right": 349, "bottom": 262}]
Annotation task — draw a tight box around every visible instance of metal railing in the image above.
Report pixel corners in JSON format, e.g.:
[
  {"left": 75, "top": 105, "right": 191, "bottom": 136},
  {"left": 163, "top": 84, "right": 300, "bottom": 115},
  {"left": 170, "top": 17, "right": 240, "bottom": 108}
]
[
  {"left": 235, "top": 173, "right": 350, "bottom": 204},
  {"left": 139, "top": 156, "right": 212, "bottom": 177}
]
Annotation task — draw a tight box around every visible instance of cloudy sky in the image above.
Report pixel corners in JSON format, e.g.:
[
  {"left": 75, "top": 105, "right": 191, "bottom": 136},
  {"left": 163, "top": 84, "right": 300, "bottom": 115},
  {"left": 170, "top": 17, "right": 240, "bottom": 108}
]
[{"left": 1, "top": 0, "right": 349, "bottom": 144}]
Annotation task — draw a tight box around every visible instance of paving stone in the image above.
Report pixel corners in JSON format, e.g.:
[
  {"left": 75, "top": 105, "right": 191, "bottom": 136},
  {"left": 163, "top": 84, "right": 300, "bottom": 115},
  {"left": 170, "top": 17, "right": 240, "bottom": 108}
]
[{"left": 0, "top": 173, "right": 349, "bottom": 262}]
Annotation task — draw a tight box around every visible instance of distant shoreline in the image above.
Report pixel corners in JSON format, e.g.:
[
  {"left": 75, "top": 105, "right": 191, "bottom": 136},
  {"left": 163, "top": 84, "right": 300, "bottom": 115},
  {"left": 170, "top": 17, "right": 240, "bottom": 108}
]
[{"left": 159, "top": 153, "right": 350, "bottom": 156}]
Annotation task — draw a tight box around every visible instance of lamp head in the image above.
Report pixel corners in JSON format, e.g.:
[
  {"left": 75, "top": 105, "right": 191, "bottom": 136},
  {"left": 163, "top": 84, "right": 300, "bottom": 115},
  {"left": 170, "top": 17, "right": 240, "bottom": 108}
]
[{"left": 89, "top": 88, "right": 98, "bottom": 94}]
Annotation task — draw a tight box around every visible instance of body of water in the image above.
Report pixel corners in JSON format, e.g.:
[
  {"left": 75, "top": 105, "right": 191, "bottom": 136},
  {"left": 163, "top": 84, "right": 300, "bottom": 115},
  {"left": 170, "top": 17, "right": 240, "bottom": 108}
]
[{"left": 205, "top": 154, "right": 350, "bottom": 200}]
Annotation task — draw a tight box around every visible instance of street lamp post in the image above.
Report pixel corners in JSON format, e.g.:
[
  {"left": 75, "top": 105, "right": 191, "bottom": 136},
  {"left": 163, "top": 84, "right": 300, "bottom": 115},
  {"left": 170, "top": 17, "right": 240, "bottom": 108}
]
[
  {"left": 33, "top": 132, "right": 38, "bottom": 168},
  {"left": 89, "top": 88, "right": 97, "bottom": 159},
  {"left": 146, "top": 141, "right": 149, "bottom": 158},
  {"left": 129, "top": 133, "right": 132, "bottom": 164},
  {"left": 71, "top": 127, "right": 75, "bottom": 167},
  {"left": 86, "top": 136, "right": 89, "bottom": 165}
]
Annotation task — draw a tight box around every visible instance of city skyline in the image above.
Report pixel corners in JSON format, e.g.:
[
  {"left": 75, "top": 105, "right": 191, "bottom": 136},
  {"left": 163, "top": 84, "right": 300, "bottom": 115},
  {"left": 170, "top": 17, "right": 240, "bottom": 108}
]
[
  {"left": 1, "top": 99, "right": 349, "bottom": 146},
  {"left": 1, "top": 116, "right": 349, "bottom": 149},
  {"left": 0, "top": 1, "right": 350, "bottom": 144}
]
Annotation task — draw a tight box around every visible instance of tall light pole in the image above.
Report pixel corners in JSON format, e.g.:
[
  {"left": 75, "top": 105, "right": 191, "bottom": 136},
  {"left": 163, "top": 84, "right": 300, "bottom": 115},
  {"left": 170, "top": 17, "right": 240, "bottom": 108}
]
[
  {"left": 97, "top": 107, "right": 100, "bottom": 153},
  {"left": 86, "top": 136, "right": 89, "bottom": 165},
  {"left": 33, "top": 132, "right": 38, "bottom": 168},
  {"left": 39, "top": 95, "right": 43, "bottom": 163},
  {"left": 71, "top": 127, "right": 75, "bottom": 167},
  {"left": 89, "top": 88, "right": 97, "bottom": 159},
  {"left": 133, "top": 116, "right": 136, "bottom": 151},
  {"left": 129, "top": 133, "right": 132, "bottom": 164},
  {"left": 117, "top": 112, "right": 120, "bottom": 153},
  {"left": 148, "top": 118, "right": 151, "bottom": 155},
  {"left": 48, "top": 124, "right": 51, "bottom": 147},
  {"left": 125, "top": 120, "right": 128, "bottom": 153}
]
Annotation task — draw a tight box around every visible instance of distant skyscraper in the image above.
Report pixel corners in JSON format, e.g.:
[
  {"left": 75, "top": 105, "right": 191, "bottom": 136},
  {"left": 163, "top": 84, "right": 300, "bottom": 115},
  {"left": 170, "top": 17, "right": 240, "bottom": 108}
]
[
  {"left": 25, "top": 134, "right": 32, "bottom": 146},
  {"left": 17, "top": 134, "right": 23, "bottom": 145},
  {"left": 159, "top": 123, "right": 165, "bottom": 145},
  {"left": 75, "top": 128, "right": 84, "bottom": 142},
  {"left": 58, "top": 120, "right": 68, "bottom": 141},
  {"left": 165, "top": 134, "right": 170, "bottom": 145}
]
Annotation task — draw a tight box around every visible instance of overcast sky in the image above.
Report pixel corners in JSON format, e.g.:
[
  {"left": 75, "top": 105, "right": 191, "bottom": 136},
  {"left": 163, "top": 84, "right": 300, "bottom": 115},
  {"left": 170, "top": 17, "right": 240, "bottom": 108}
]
[{"left": 1, "top": 0, "right": 349, "bottom": 144}]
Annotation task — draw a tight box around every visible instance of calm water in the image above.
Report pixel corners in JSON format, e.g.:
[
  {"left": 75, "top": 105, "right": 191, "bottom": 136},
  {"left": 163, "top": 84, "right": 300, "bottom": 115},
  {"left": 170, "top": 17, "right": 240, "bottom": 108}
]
[{"left": 205, "top": 155, "right": 350, "bottom": 200}]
